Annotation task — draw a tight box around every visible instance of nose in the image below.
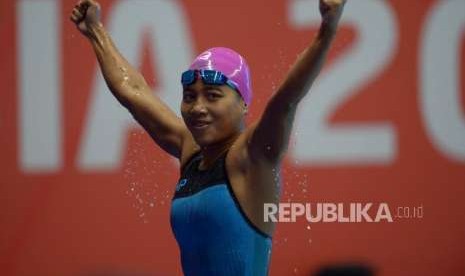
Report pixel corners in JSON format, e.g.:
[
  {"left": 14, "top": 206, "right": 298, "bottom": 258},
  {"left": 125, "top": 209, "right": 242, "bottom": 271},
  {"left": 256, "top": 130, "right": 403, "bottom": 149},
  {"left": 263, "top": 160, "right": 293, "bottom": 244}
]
[{"left": 190, "top": 97, "right": 208, "bottom": 116}]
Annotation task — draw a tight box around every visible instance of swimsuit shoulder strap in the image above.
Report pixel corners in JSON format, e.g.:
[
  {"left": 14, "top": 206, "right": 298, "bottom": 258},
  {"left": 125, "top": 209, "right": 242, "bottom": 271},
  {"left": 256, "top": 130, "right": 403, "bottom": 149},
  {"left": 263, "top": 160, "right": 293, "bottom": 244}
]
[{"left": 180, "top": 150, "right": 202, "bottom": 175}]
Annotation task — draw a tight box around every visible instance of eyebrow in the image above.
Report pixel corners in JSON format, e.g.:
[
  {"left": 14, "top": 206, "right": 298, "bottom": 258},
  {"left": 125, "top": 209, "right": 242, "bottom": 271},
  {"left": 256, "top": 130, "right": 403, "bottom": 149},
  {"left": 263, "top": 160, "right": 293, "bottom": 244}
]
[
  {"left": 182, "top": 85, "right": 224, "bottom": 94},
  {"left": 204, "top": 85, "right": 224, "bottom": 92},
  {"left": 182, "top": 88, "right": 196, "bottom": 93}
]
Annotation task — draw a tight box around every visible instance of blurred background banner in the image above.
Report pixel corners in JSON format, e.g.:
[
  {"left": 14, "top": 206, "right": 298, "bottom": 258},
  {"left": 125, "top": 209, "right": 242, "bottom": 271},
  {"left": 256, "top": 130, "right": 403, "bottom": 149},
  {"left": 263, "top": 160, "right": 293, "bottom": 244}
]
[{"left": 1, "top": 0, "right": 464, "bottom": 275}]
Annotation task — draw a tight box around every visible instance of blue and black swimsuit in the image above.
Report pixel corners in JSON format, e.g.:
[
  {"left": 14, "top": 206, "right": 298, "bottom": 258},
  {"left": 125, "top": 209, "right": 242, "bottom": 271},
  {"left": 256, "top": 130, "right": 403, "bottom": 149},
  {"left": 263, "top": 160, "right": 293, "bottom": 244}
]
[{"left": 170, "top": 150, "right": 272, "bottom": 276}]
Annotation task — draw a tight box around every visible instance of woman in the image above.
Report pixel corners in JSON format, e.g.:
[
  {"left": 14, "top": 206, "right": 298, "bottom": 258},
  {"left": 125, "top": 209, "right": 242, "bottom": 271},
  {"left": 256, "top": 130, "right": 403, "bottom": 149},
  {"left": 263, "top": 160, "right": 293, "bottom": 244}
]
[{"left": 71, "top": 0, "right": 346, "bottom": 275}]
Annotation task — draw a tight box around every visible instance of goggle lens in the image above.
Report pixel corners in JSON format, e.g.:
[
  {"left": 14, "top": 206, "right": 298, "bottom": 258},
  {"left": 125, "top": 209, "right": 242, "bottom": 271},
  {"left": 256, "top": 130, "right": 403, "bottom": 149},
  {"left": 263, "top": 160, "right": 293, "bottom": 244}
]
[{"left": 181, "top": 70, "right": 237, "bottom": 91}]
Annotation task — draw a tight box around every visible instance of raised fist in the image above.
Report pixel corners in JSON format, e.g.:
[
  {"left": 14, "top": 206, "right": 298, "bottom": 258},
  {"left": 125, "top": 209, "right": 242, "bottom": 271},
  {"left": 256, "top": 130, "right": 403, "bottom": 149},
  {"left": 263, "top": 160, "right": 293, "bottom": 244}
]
[
  {"left": 319, "top": 0, "right": 346, "bottom": 24},
  {"left": 70, "top": 0, "right": 102, "bottom": 38}
]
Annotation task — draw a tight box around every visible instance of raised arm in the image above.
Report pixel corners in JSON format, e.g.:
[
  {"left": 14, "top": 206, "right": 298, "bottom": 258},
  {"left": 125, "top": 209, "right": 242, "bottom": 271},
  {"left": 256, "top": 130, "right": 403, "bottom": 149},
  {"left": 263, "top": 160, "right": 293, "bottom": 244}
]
[
  {"left": 247, "top": 0, "right": 347, "bottom": 163},
  {"left": 70, "top": 0, "right": 188, "bottom": 158}
]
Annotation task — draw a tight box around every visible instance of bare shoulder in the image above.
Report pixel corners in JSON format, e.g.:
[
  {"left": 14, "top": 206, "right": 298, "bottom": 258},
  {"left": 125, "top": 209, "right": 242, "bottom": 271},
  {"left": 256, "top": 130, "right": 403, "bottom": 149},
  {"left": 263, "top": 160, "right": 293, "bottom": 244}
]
[
  {"left": 225, "top": 123, "right": 279, "bottom": 236},
  {"left": 226, "top": 122, "right": 258, "bottom": 170},
  {"left": 179, "top": 129, "right": 201, "bottom": 171},
  {"left": 228, "top": 123, "right": 280, "bottom": 189}
]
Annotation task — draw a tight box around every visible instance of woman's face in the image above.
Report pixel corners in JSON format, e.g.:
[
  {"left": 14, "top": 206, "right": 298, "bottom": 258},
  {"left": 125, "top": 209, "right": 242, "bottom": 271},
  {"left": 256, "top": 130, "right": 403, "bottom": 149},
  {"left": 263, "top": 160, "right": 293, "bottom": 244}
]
[{"left": 181, "top": 78, "right": 247, "bottom": 147}]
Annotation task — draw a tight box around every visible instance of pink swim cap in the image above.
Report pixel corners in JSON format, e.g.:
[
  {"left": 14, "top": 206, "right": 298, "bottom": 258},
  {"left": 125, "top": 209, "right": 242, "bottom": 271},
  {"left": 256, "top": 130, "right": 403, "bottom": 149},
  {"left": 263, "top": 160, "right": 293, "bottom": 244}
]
[{"left": 189, "top": 47, "right": 253, "bottom": 105}]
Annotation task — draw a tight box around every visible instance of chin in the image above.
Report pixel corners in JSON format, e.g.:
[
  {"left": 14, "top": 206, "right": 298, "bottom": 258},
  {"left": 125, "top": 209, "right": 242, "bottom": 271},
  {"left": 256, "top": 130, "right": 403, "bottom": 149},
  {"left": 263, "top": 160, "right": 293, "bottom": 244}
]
[
  {"left": 191, "top": 132, "right": 224, "bottom": 148},
  {"left": 190, "top": 132, "right": 213, "bottom": 147}
]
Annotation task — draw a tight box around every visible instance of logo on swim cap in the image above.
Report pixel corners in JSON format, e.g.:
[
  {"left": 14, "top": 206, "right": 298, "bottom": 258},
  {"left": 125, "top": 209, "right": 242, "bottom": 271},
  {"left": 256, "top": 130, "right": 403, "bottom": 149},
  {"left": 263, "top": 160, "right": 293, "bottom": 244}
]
[
  {"left": 197, "top": 51, "right": 212, "bottom": 61},
  {"left": 188, "top": 47, "right": 253, "bottom": 106}
]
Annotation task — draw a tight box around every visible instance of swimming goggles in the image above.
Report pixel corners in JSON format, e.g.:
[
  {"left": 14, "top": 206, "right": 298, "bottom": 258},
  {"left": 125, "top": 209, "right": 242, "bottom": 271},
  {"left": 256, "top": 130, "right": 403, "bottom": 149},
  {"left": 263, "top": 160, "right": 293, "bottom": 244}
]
[{"left": 181, "top": 69, "right": 238, "bottom": 92}]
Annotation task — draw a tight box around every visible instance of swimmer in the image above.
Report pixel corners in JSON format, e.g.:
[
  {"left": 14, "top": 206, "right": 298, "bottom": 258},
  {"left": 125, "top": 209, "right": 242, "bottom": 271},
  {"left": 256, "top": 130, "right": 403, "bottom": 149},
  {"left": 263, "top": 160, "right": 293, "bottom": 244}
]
[{"left": 71, "top": 0, "right": 347, "bottom": 275}]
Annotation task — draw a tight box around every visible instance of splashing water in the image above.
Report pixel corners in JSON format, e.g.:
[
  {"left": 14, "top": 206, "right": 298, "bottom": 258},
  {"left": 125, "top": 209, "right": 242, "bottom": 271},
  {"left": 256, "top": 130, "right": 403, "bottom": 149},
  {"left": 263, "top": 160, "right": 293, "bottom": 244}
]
[{"left": 123, "top": 130, "right": 174, "bottom": 224}]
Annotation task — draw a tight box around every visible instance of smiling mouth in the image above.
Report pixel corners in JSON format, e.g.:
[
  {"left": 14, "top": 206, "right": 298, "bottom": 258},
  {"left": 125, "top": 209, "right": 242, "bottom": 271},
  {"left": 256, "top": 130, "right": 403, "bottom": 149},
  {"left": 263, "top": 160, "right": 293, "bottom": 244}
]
[{"left": 191, "top": 121, "right": 210, "bottom": 130}]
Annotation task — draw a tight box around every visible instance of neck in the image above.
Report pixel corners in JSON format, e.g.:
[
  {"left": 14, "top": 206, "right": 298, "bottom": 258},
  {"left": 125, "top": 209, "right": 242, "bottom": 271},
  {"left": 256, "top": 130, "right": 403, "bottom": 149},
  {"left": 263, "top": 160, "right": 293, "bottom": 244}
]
[{"left": 199, "top": 133, "right": 240, "bottom": 170}]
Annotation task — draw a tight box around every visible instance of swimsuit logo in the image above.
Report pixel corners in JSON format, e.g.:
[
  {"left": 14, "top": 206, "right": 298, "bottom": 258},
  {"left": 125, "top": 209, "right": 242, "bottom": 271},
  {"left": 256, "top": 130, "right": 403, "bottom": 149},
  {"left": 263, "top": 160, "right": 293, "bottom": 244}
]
[{"left": 176, "top": 179, "right": 188, "bottom": 192}]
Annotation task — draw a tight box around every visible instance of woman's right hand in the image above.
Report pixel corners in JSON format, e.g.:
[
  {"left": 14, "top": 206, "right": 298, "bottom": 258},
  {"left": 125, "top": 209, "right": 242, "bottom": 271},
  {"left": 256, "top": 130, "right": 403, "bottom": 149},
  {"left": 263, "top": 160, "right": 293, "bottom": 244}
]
[{"left": 70, "top": 0, "right": 102, "bottom": 38}]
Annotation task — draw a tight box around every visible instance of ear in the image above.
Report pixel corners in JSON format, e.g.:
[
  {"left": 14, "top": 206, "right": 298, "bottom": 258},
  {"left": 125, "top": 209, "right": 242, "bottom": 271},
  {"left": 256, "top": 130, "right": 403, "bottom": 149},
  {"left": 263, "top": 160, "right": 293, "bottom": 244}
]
[{"left": 242, "top": 101, "right": 248, "bottom": 116}]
